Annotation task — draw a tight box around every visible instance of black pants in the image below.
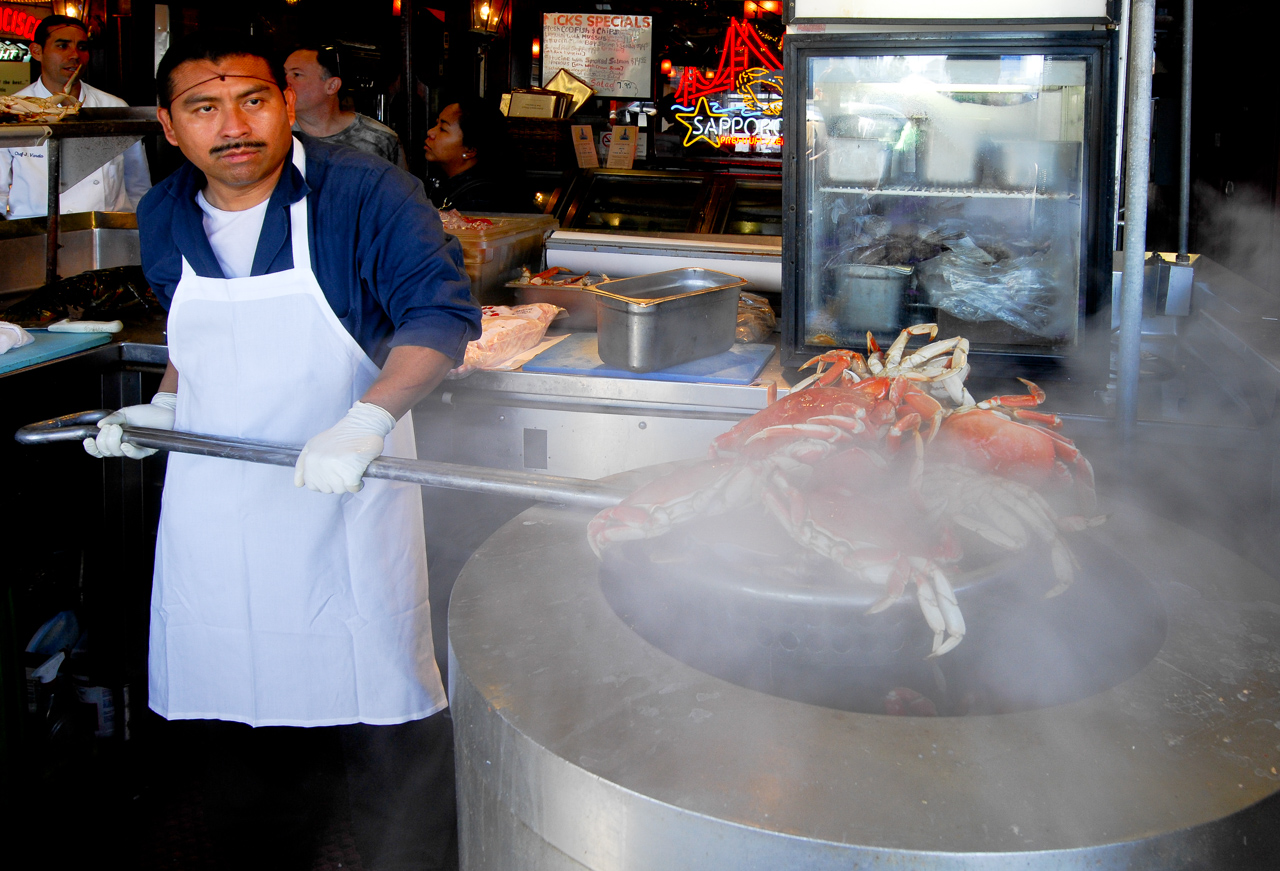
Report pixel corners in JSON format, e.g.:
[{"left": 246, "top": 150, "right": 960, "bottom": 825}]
[{"left": 192, "top": 710, "right": 458, "bottom": 871}]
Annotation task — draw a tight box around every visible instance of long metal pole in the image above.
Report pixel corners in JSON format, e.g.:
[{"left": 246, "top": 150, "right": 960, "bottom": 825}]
[
  {"left": 45, "top": 137, "right": 60, "bottom": 287},
  {"left": 1176, "top": 0, "right": 1194, "bottom": 261},
  {"left": 1117, "top": 0, "right": 1157, "bottom": 441},
  {"left": 15, "top": 412, "right": 627, "bottom": 510},
  {"left": 1111, "top": 0, "right": 1132, "bottom": 251},
  {"left": 403, "top": 0, "right": 417, "bottom": 175}
]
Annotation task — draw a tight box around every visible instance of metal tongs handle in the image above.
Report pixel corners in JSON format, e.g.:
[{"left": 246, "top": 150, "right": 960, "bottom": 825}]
[{"left": 16, "top": 410, "right": 625, "bottom": 510}]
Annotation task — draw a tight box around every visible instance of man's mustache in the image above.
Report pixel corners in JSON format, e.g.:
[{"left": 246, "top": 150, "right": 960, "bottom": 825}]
[{"left": 209, "top": 140, "right": 268, "bottom": 156}]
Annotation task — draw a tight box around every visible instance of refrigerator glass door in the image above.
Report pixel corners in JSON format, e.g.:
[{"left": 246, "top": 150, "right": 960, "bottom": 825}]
[{"left": 803, "top": 53, "right": 1086, "bottom": 351}]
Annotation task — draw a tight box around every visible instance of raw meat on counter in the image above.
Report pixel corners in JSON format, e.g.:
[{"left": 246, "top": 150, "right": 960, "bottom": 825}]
[{"left": 447, "top": 303, "right": 563, "bottom": 378}]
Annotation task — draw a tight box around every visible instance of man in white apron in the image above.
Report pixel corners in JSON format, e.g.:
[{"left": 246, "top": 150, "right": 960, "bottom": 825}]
[
  {"left": 83, "top": 33, "right": 479, "bottom": 871},
  {"left": 1, "top": 15, "right": 151, "bottom": 219}
]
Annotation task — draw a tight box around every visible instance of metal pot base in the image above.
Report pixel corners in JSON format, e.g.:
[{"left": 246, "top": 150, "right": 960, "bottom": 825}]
[{"left": 450, "top": 480, "right": 1280, "bottom": 870}]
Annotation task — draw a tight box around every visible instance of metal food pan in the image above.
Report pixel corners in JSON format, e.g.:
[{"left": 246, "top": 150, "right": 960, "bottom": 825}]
[
  {"left": 593, "top": 268, "right": 747, "bottom": 372},
  {"left": 509, "top": 279, "right": 603, "bottom": 330}
]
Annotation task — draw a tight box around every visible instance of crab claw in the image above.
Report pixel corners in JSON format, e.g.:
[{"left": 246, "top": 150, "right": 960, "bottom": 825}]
[
  {"left": 914, "top": 561, "right": 965, "bottom": 657},
  {"left": 795, "top": 350, "right": 867, "bottom": 391}
]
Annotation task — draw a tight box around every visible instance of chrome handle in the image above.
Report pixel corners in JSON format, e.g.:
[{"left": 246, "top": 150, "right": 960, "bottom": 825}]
[{"left": 16, "top": 410, "right": 626, "bottom": 510}]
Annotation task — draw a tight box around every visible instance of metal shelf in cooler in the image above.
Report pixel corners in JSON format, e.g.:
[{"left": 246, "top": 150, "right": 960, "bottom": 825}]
[{"left": 818, "top": 184, "right": 1079, "bottom": 200}]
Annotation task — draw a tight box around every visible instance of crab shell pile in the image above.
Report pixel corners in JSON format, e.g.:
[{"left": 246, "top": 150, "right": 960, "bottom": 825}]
[
  {"left": 587, "top": 324, "right": 1105, "bottom": 658},
  {"left": 0, "top": 92, "right": 82, "bottom": 123}
]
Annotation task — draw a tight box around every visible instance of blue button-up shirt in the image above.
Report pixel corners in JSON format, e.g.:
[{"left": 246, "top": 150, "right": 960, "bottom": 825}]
[{"left": 138, "top": 139, "right": 481, "bottom": 367}]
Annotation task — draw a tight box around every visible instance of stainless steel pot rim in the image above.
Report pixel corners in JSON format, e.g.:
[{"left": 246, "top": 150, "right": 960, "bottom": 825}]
[{"left": 592, "top": 268, "right": 748, "bottom": 307}]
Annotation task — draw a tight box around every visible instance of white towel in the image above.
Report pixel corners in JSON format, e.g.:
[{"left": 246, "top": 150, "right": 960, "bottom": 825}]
[{"left": 0, "top": 321, "right": 34, "bottom": 355}]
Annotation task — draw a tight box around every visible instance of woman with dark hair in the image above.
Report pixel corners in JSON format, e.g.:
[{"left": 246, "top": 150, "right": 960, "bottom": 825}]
[{"left": 423, "top": 97, "right": 532, "bottom": 212}]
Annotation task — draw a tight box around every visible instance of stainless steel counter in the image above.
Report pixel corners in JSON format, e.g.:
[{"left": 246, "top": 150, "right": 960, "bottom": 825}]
[{"left": 413, "top": 339, "right": 785, "bottom": 480}]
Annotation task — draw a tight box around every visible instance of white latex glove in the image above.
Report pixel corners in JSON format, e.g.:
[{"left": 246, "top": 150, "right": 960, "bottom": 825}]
[
  {"left": 294, "top": 401, "right": 397, "bottom": 494},
  {"left": 83, "top": 392, "right": 178, "bottom": 459},
  {"left": 0, "top": 321, "right": 34, "bottom": 354}
]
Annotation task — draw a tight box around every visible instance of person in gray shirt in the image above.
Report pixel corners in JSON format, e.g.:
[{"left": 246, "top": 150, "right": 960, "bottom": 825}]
[{"left": 284, "top": 44, "right": 407, "bottom": 169}]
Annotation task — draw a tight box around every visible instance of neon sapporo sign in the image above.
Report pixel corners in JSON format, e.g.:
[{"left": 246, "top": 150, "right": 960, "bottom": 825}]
[{"left": 671, "top": 19, "right": 783, "bottom": 151}]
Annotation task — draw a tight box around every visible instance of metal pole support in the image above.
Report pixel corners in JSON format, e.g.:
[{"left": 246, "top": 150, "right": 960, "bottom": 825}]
[{"left": 1117, "top": 0, "right": 1157, "bottom": 441}]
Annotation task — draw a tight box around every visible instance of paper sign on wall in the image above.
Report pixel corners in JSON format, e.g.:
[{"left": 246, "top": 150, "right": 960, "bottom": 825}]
[
  {"left": 571, "top": 125, "right": 599, "bottom": 168},
  {"left": 605, "top": 126, "right": 638, "bottom": 169},
  {"left": 541, "top": 13, "right": 652, "bottom": 99}
]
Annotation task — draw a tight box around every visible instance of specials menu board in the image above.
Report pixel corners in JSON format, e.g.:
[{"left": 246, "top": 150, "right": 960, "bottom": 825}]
[{"left": 541, "top": 13, "right": 652, "bottom": 99}]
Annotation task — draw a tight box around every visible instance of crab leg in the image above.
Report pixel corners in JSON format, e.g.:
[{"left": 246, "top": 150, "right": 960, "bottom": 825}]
[
  {"left": 978, "top": 377, "right": 1046, "bottom": 410},
  {"left": 884, "top": 324, "right": 939, "bottom": 368},
  {"left": 795, "top": 350, "right": 867, "bottom": 390},
  {"left": 901, "top": 336, "right": 964, "bottom": 370},
  {"left": 910, "top": 559, "right": 965, "bottom": 657},
  {"left": 1010, "top": 409, "right": 1063, "bottom": 428}
]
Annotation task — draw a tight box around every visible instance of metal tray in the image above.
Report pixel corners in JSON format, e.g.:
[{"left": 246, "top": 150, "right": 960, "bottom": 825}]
[
  {"left": 509, "top": 278, "right": 603, "bottom": 330},
  {"left": 592, "top": 268, "right": 747, "bottom": 372}
]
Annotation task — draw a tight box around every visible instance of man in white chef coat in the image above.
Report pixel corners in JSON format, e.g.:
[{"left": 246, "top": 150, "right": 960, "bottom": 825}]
[
  {"left": 81, "top": 31, "right": 479, "bottom": 871},
  {"left": 0, "top": 15, "right": 151, "bottom": 219}
]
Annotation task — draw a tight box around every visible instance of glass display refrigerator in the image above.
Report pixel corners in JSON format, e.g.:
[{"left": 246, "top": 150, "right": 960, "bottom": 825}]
[
  {"left": 554, "top": 169, "right": 782, "bottom": 237},
  {"left": 545, "top": 170, "right": 784, "bottom": 291},
  {"left": 781, "top": 27, "right": 1118, "bottom": 369}
]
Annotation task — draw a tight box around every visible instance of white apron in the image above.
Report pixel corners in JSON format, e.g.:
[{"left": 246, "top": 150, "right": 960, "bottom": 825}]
[{"left": 149, "top": 140, "right": 447, "bottom": 727}]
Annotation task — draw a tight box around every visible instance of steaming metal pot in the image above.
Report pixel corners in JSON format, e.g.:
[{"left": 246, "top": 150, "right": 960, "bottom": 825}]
[{"left": 450, "top": 467, "right": 1280, "bottom": 870}]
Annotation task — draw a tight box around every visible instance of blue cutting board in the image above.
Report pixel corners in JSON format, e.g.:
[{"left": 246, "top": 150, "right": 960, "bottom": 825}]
[
  {"left": 523, "top": 333, "right": 774, "bottom": 384},
  {"left": 0, "top": 331, "right": 111, "bottom": 375}
]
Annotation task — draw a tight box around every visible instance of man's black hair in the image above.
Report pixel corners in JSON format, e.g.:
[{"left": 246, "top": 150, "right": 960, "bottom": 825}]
[
  {"left": 32, "top": 15, "right": 89, "bottom": 49},
  {"left": 156, "top": 31, "right": 286, "bottom": 109},
  {"left": 450, "top": 96, "right": 509, "bottom": 158},
  {"left": 290, "top": 43, "right": 342, "bottom": 81}
]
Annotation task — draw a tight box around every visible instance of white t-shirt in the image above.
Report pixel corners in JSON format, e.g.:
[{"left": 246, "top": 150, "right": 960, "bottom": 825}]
[{"left": 196, "top": 191, "right": 270, "bottom": 279}]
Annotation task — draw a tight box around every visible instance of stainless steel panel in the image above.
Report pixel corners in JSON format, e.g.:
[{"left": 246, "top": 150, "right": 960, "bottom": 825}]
[
  {"left": 451, "top": 494, "right": 1280, "bottom": 870},
  {"left": 415, "top": 398, "right": 743, "bottom": 480},
  {"left": 0, "top": 212, "right": 140, "bottom": 296},
  {"left": 60, "top": 135, "right": 143, "bottom": 192},
  {"left": 1110, "top": 252, "right": 1198, "bottom": 332},
  {"left": 0, "top": 125, "right": 51, "bottom": 149}
]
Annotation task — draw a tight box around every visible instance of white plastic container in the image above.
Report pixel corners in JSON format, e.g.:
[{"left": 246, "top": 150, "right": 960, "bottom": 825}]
[{"left": 826, "top": 139, "right": 893, "bottom": 184}]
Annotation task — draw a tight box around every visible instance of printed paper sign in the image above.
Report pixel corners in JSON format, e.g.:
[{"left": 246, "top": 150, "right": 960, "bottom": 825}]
[
  {"left": 605, "top": 126, "right": 638, "bottom": 169},
  {"left": 572, "top": 125, "right": 599, "bottom": 168}
]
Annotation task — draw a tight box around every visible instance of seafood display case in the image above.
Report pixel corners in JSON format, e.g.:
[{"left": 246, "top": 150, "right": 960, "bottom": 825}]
[
  {"left": 546, "top": 170, "right": 785, "bottom": 290},
  {"left": 782, "top": 31, "right": 1117, "bottom": 368},
  {"left": 554, "top": 169, "right": 783, "bottom": 237}
]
